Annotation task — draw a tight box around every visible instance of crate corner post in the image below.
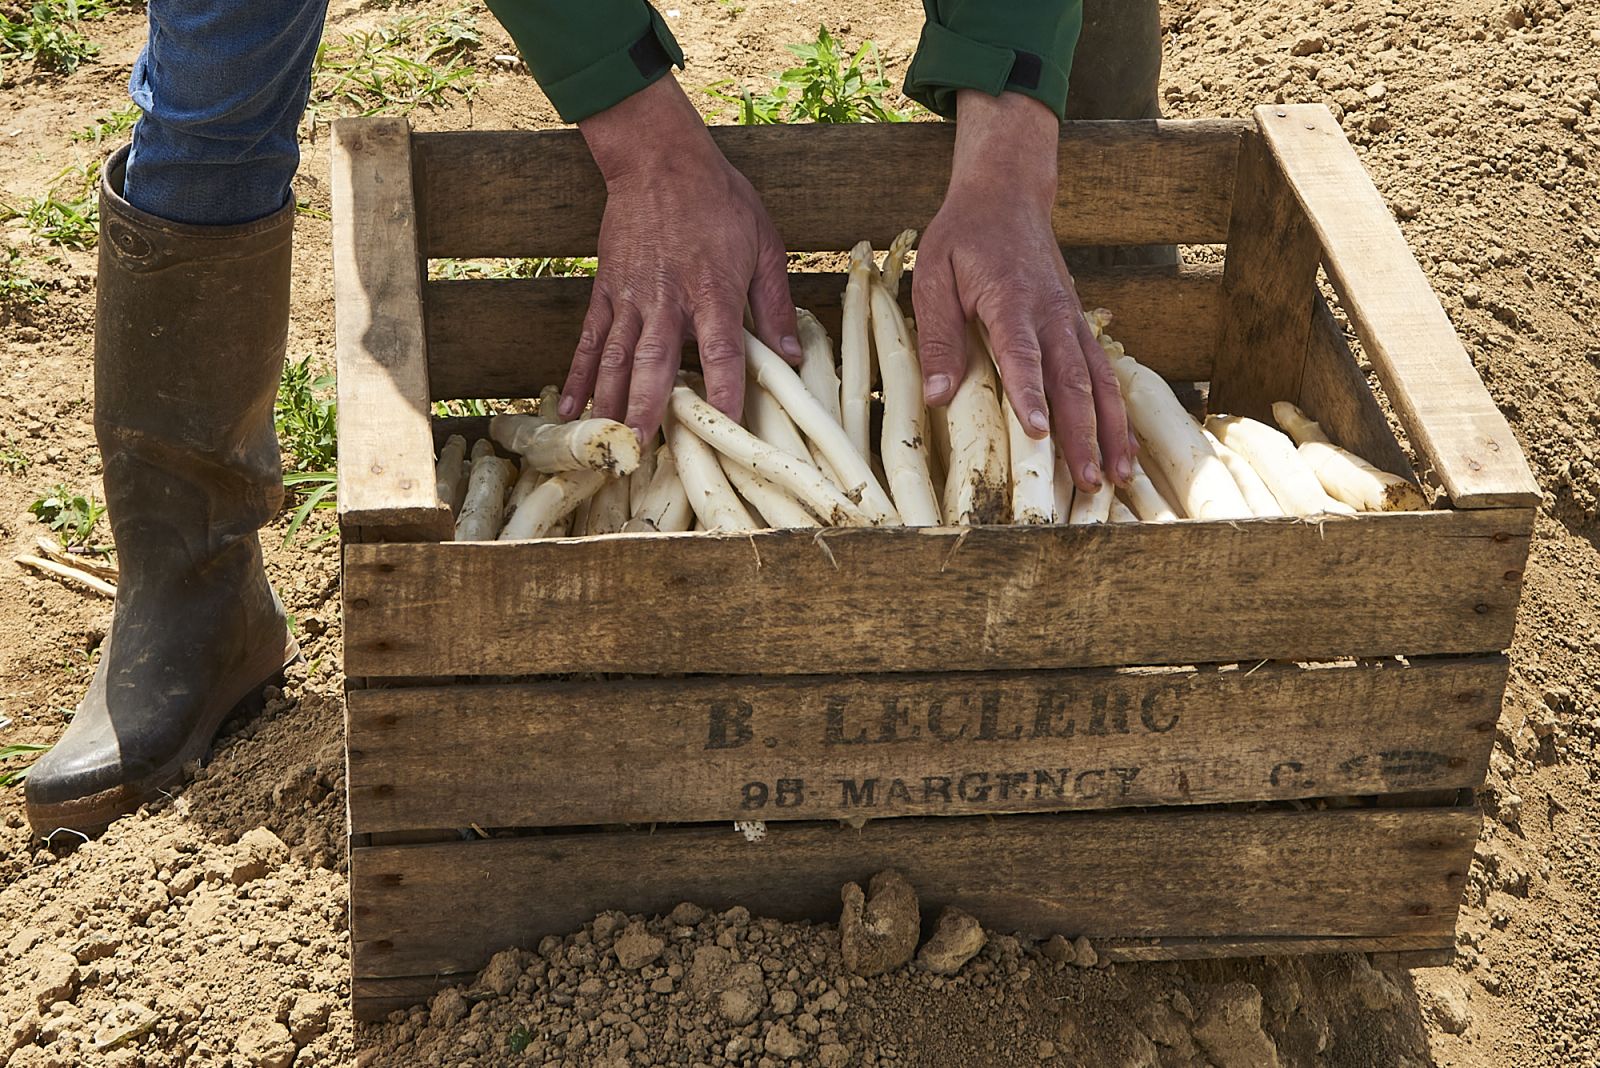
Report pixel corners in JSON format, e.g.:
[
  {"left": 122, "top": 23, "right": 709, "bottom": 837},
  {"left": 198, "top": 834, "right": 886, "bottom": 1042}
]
[
  {"left": 1253, "top": 103, "right": 1539, "bottom": 511},
  {"left": 331, "top": 114, "right": 454, "bottom": 547}
]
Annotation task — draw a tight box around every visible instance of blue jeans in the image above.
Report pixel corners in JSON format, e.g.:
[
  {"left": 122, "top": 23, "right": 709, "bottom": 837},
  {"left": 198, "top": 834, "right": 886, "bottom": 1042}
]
[{"left": 124, "top": 0, "right": 329, "bottom": 226}]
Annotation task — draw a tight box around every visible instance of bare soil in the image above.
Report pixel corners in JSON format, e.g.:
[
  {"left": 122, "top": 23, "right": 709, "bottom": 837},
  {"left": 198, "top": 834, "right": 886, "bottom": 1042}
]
[{"left": 2, "top": 0, "right": 1597, "bottom": 1065}]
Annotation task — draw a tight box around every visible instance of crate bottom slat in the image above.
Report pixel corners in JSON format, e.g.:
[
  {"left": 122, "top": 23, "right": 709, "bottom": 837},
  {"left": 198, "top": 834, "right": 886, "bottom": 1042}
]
[{"left": 349, "top": 801, "right": 1477, "bottom": 1016}]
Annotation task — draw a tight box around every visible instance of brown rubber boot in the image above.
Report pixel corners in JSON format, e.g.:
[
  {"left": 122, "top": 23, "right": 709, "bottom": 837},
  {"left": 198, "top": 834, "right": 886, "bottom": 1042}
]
[
  {"left": 25, "top": 146, "right": 300, "bottom": 838},
  {"left": 1065, "top": 0, "right": 1177, "bottom": 270}
]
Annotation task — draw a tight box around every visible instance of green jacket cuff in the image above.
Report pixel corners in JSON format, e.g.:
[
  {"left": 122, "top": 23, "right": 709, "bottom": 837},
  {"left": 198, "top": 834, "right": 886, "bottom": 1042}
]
[
  {"left": 904, "top": 2, "right": 1081, "bottom": 119},
  {"left": 484, "top": 1, "right": 686, "bottom": 123}
]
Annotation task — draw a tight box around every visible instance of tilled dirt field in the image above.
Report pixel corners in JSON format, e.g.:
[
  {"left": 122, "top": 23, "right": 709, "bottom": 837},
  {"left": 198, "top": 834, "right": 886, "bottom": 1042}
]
[{"left": 2, "top": 0, "right": 1598, "bottom": 1065}]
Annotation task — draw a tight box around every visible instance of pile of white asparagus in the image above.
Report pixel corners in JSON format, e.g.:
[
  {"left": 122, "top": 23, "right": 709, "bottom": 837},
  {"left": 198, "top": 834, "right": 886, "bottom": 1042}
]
[{"left": 436, "top": 230, "right": 1425, "bottom": 541}]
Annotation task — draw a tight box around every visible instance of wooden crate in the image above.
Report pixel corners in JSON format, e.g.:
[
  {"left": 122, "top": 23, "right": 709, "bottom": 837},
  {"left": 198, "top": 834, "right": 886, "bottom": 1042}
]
[{"left": 332, "top": 105, "right": 1537, "bottom": 1021}]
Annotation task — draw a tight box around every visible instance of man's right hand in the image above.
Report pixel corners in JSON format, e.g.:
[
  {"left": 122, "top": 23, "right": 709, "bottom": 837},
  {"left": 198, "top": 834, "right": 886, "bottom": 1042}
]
[{"left": 565, "top": 76, "right": 800, "bottom": 443}]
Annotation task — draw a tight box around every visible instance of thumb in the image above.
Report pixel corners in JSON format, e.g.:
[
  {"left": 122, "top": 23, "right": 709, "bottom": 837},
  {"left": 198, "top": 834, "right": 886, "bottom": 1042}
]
[
  {"left": 911, "top": 253, "right": 968, "bottom": 406},
  {"left": 747, "top": 223, "right": 802, "bottom": 365}
]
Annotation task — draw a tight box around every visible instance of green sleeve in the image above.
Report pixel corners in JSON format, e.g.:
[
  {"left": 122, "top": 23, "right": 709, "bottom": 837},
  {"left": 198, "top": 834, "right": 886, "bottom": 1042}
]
[
  {"left": 483, "top": 0, "right": 686, "bottom": 123},
  {"left": 904, "top": 0, "right": 1084, "bottom": 119}
]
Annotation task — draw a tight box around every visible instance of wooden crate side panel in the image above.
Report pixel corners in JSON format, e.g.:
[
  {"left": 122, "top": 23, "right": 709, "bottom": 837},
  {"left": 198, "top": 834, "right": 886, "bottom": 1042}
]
[
  {"left": 330, "top": 117, "right": 454, "bottom": 540},
  {"left": 1297, "top": 294, "right": 1418, "bottom": 483},
  {"left": 423, "top": 263, "right": 1222, "bottom": 401},
  {"left": 343, "top": 511, "right": 1530, "bottom": 678},
  {"left": 412, "top": 120, "right": 1244, "bottom": 258},
  {"left": 351, "top": 931, "right": 1455, "bottom": 1021},
  {"left": 349, "top": 805, "right": 1477, "bottom": 980},
  {"left": 1209, "top": 130, "right": 1324, "bottom": 420},
  {"left": 346, "top": 657, "right": 1504, "bottom": 833},
  {"left": 1256, "top": 105, "right": 1538, "bottom": 508}
]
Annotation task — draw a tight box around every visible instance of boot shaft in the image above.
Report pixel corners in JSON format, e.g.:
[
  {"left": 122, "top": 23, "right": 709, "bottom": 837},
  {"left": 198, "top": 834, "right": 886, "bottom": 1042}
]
[{"left": 94, "top": 146, "right": 295, "bottom": 561}]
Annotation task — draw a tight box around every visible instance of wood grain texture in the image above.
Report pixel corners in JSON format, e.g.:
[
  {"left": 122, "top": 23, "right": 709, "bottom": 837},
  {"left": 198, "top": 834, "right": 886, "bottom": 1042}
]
[
  {"left": 1209, "top": 131, "right": 1323, "bottom": 420},
  {"left": 349, "top": 804, "right": 1477, "bottom": 980},
  {"left": 342, "top": 510, "right": 1531, "bottom": 678},
  {"left": 424, "top": 263, "right": 1223, "bottom": 401},
  {"left": 346, "top": 657, "right": 1504, "bottom": 833},
  {"left": 1257, "top": 105, "right": 1539, "bottom": 508},
  {"left": 351, "top": 930, "right": 1457, "bottom": 1021},
  {"left": 412, "top": 120, "right": 1246, "bottom": 258},
  {"left": 331, "top": 117, "right": 453, "bottom": 539},
  {"left": 1298, "top": 294, "right": 1418, "bottom": 483}
]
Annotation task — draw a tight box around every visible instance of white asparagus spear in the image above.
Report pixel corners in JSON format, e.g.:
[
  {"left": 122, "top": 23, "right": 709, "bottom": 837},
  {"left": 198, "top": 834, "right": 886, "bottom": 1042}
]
[
  {"left": 454, "top": 454, "right": 515, "bottom": 541},
  {"left": 1272, "top": 402, "right": 1426, "bottom": 511},
  {"left": 795, "top": 308, "right": 842, "bottom": 424},
  {"left": 1205, "top": 415, "right": 1356, "bottom": 516},
  {"left": 1110, "top": 498, "right": 1138, "bottom": 523},
  {"left": 539, "top": 384, "right": 565, "bottom": 422},
  {"left": 499, "top": 469, "right": 607, "bottom": 540},
  {"left": 942, "top": 324, "right": 1010, "bottom": 525},
  {"left": 1108, "top": 352, "right": 1251, "bottom": 520},
  {"left": 435, "top": 434, "right": 468, "bottom": 514},
  {"left": 497, "top": 417, "right": 641, "bottom": 476},
  {"left": 840, "top": 241, "right": 875, "bottom": 458},
  {"left": 470, "top": 438, "right": 494, "bottom": 462},
  {"left": 1068, "top": 469, "right": 1115, "bottom": 524},
  {"left": 454, "top": 459, "right": 472, "bottom": 514},
  {"left": 665, "top": 408, "right": 757, "bottom": 531},
  {"left": 1271, "top": 401, "right": 1332, "bottom": 445},
  {"left": 869, "top": 278, "right": 941, "bottom": 526},
  {"left": 720, "top": 456, "right": 820, "bottom": 529},
  {"left": 505, "top": 462, "right": 544, "bottom": 524},
  {"left": 669, "top": 385, "right": 869, "bottom": 527},
  {"left": 586, "top": 475, "right": 631, "bottom": 534},
  {"left": 746, "top": 381, "right": 811, "bottom": 462},
  {"left": 1202, "top": 427, "right": 1286, "bottom": 518},
  {"left": 881, "top": 227, "right": 916, "bottom": 296},
  {"left": 1122, "top": 456, "right": 1180, "bottom": 522},
  {"left": 487, "top": 413, "right": 560, "bottom": 457},
  {"left": 977, "top": 327, "right": 1053, "bottom": 523},
  {"left": 629, "top": 435, "right": 659, "bottom": 515},
  {"left": 1052, "top": 454, "right": 1075, "bottom": 525},
  {"left": 625, "top": 442, "right": 693, "bottom": 533},
  {"left": 743, "top": 330, "right": 899, "bottom": 524}
]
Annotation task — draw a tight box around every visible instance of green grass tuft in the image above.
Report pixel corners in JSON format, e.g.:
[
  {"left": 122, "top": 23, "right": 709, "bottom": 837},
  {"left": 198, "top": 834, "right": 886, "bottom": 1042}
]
[
  {"left": 706, "top": 25, "right": 920, "bottom": 126},
  {"left": 29, "top": 484, "right": 108, "bottom": 551},
  {"left": 303, "top": 8, "right": 481, "bottom": 134}
]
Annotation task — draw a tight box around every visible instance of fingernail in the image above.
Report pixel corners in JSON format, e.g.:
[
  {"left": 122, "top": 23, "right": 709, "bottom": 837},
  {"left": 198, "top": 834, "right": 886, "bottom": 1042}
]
[
  {"left": 780, "top": 335, "right": 802, "bottom": 360},
  {"left": 1028, "top": 409, "right": 1050, "bottom": 433},
  {"left": 559, "top": 396, "right": 579, "bottom": 418},
  {"left": 1083, "top": 462, "right": 1101, "bottom": 488},
  {"left": 925, "top": 373, "right": 952, "bottom": 402},
  {"left": 1116, "top": 458, "right": 1132, "bottom": 484}
]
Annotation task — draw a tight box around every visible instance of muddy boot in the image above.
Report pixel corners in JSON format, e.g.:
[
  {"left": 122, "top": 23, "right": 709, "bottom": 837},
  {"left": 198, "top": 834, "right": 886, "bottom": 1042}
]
[
  {"left": 25, "top": 146, "right": 300, "bottom": 838},
  {"left": 1065, "top": 0, "right": 1177, "bottom": 270}
]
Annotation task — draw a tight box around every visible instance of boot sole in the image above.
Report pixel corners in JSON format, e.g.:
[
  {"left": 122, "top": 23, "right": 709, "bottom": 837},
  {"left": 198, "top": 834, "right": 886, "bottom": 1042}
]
[{"left": 26, "top": 637, "right": 302, "bottom": 840}]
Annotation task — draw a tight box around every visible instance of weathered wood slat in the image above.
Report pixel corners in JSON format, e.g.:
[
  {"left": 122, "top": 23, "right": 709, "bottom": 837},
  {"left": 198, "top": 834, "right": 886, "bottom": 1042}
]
[
  {"left": 350, "top": 930, "right": 1456, "bottom": 1021},
  {"left": 346, "top": 657, "right": 1504, "bottom": 833},
  {"left": 412, "top": 120, "right": 1246, "bottom": 258},
  {"left": 343, "top": 510, "right": 1530, "bottom": 678},
  {"left": 1209, "top": 131, "right": 1323, "bottom": 420},
  {"left": 349, "top": 805, "right": 1477, "bottom": 980},
  {"left": 1297, "top": 294, "right": 1419, "bottom": 483},
  {"left": 331, "top": 118, "right": 454, "bottom": 541},
  {"left": 423, "top": 263, "right": 1223, "bottom": 401},
  {"left": 1257, "top": 105, "right": 1539, "bottom": 508}
]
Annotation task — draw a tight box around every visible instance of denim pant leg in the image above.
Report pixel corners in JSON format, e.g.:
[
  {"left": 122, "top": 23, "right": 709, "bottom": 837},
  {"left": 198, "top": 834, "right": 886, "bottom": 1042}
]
[{"left": 123, "top": 0, "right": 329, "bottom": 226}]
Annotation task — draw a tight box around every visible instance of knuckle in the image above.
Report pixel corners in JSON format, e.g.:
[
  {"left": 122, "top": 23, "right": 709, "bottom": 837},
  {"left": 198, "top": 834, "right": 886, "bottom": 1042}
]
[{"left": 599, "top": 344, "right": 632, "bottom": 373}]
